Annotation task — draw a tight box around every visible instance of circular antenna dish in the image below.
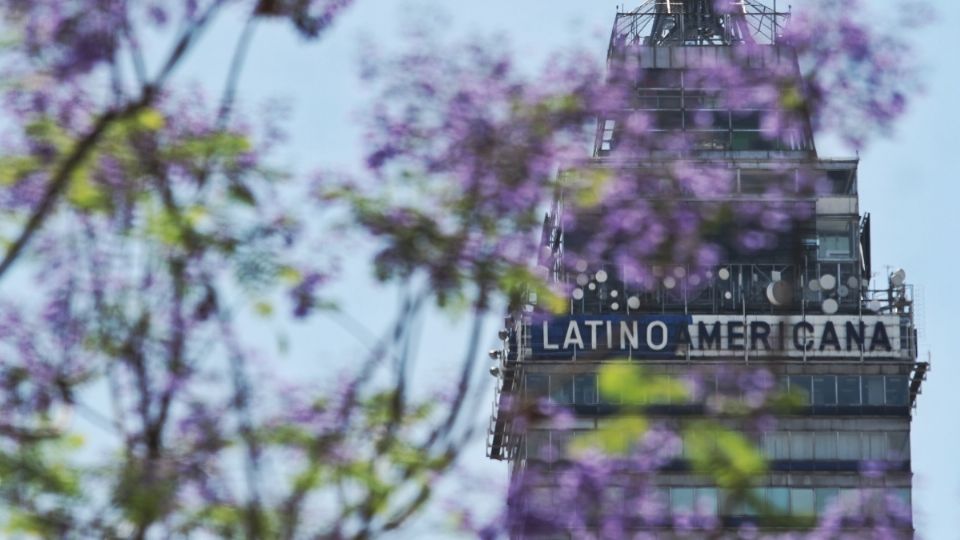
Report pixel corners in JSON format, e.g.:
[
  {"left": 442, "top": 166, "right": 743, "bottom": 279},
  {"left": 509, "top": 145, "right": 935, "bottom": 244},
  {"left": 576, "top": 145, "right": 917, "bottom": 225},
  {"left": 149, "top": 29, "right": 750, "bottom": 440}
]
[
  {"left": 689, "top": 274, "right": 702, "bottom": 287},
  {"left": 838, "top": 285, "right": 849, "bottom": 298},
  {"left": 847, "top": 276, "right": 860, "bottom": 290},
  {"left": 588, "top": 282, "right": 597, "bottom": 291},
  {"left": 766, "top": 280, "right": 793, "bottom": 306},
  {"left": 610, "top": 302, "right": 620, "bottom": 311},
  {"left": 610, "top": 289, "right": 619, "bottom": 298},
  {"left": 627, "top": 296, "right": 641, "bottom": 309},
  {"left": 822, "top": 298, "right": 839, "bottom": 314},
  {"left": 575, "top": 260, "right": 588, "bottom": 272},
  {"left": 576, "top": 273, "right": 589, "bottom": 286},
  {"left": 820, "top": 274, "right": 836, "bottom": 291},
  {"left": 890, "top": 268, "right": 906, "bottom": 287},
  {"left": 808, "top": 279, "right": 821, "bottom": 292},
  {"left": 867, "top": 299, "right": 882, "bottom": 312},
  {"left": 663, "top": 276, "right": 677, "bottom": 289},
  {"left": 723, "top": 291, "right": 733, "bottom": 300},
  {"left": 718, "top": 268, "right": 731, "bottom": 281},
  {"left": 673, "top": 266, "right": 687, "bottom": 278},
  {"left": 595, "top": 270, "right": 608, "bottom": 283},
  {"left": 572, "top": 288, "right": 584, "bottom": 300}
]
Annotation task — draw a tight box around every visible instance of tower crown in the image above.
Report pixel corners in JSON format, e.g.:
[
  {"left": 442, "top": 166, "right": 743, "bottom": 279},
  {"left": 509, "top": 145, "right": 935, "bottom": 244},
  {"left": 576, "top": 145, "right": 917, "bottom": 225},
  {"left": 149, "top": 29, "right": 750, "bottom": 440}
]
[{"left": 610, "top": 0, "right": 789, "bottom": 52}]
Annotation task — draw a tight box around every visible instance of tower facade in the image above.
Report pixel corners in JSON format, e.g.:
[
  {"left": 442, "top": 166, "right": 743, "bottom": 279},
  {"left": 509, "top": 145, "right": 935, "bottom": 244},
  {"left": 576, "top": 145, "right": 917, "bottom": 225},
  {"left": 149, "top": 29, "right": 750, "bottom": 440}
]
[{"left": 487, "top": 1, "right": 925, "bottom": 537}]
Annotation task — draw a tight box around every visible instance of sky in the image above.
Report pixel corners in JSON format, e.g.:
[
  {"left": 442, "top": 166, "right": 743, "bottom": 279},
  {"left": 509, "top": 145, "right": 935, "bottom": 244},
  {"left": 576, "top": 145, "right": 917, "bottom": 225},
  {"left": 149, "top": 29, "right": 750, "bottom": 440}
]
[{"left": 171, "top": 0, "right": 960, "bottom": 537}]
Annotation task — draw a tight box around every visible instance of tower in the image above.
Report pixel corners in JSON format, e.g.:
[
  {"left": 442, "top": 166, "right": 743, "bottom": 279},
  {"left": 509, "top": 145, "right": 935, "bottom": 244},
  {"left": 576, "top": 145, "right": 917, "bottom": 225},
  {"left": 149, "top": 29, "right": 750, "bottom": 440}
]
[{"left": 487, "top": 1, "right": 925, "bottom": 537}]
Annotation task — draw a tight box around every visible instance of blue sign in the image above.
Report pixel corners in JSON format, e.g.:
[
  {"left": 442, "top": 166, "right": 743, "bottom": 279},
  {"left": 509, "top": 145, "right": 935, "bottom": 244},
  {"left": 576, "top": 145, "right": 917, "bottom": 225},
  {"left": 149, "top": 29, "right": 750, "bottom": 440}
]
[{"left": 530, "top": 314, "right": 693, "bottom": 360}]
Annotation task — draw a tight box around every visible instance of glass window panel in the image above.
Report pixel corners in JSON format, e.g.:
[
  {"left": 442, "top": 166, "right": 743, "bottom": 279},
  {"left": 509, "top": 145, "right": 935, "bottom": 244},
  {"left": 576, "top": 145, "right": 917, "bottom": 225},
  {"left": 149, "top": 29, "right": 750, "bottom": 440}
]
[
  {"left": 818, "top": 219, "right": 854, "bottom": 260},
  {"left": 812, "top": 376, "right": 837, "bottom": 406},
  {"left": 791, "top": 489, "right": 815, "bottom": 516},
  {"left": 527, "top": 430, "right": 550, "bottom": 460},
  {"left": 885, "top": 376, "right": 909, "bottom": 406},
  {"left": 732, "top": 111, "right": 762, "bottom": 130},
  {"left": 867, "top": 433, "right": 887, "bottom": 460},
  {"left": 815, "top": 432, "right": 838, "bottom": 460},
  {"left": 768, "top": 488, "right": 790, "bottom": 513},
  {"left": 888, "top": 432, "right": 910, "bottom": 460},
  {"left": 837, "top": 432, "right": 861, "bottom": 460},
  {"left": 862, "top": 376, "right": 885, "bottom": 406},
  {"left": 574, "top": 373, "right": 598, "bottom": 405},
  {"left": 670, "top": 488, "right": 695, "bottom": 513},
  {"left": 764, "top": 432, "right": 790, "bottom": 460},
  {"left": 550, "top": 374, "right": 574, "bottom": 405},
  {"left": 526, "top": 373, "right": 549, "bottom": 400},
  {"left": 552, "top": 430, "right": 573, "bottom": 459},
  {"left": 790, "top": 376, "right": 812, "bottom": 405},
  {"left": 893, "top": 488, "right": 912, "bottom": 509},
  {"left": 815, "top": 488, "right": 839, "bottom": 515},
  {"left": 761, "top": 433, "right": 776, "bottom": 459},
  {"left": 656, "top": 110, "right": 683, "bottom": 129},
  {"left": 695, "top": 487, "right": 719, "bottom": 516},
  {"left": 790, "top": 432, "right": 814, "bottom": 460},
  {"left": 838, "top": 376, "right": 861, "bottom": 406},
  {"left": 838, "top": 489, "right": 862, "bottom": 508}
]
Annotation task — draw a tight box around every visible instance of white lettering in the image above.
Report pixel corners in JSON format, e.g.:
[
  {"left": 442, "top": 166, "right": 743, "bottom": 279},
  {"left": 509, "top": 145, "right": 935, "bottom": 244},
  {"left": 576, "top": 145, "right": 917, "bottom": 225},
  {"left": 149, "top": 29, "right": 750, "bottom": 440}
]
[
  {"left": 563, "top": 321, "right": 584, "bottom": 349},
  {"left": 584, "top": 320, "right": 603, "bottom": 349},
  {"left": 647, "top": 321, "right": 669, "bottom": 351},
  {"left": 620, "top": 321, "right": 639, "bottom": 349},
  {"left": 542, "top": 320, "right": 559, "bottom": 350}
]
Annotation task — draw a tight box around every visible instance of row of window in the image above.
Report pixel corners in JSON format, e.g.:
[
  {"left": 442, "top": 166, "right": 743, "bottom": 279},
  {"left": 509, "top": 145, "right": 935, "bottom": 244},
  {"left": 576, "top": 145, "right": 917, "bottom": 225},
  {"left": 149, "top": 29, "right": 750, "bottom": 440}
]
[
  {"left": 525, "top": 429, "right": 909, "bottom": 463},
  {"left": 526, "top": 486, "right": 911, "bottom": 519},
  {"left": 525, "top": 373, "right": 911, "bottom": 408}
]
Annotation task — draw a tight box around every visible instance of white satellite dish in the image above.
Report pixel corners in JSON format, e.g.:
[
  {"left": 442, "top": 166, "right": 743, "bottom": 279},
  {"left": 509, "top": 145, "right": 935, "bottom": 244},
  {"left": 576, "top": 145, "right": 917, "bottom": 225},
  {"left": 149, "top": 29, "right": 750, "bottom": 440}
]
[
  {"left": 822, "top": 298, "right": 839, "bottom": 314},
  {"left": 596, "top": 269, "right": 609, "bottom": 283},
  {"left": 718, "top": 268, "right": 731, "bottom": 280},
  {"left": 588, "top": 282, "right": 597, "bottom": 291},
  {"left": 663, "top": 276, "right": 677, "bottom": 289},
  {"left": 890, "top": 268, "right": 906, "bottom": 287},
  {"left": 809, "top": 279, "right": 821, "bottom": 292},
  {"left": 610, "top": 289, "right": 619, "bottom": 298},
  {"left": 867, "top": 299, "right": 882, "bottom": 312},
  {"left": 572, "top": 288, "right": 584, "bottom": 300},
  {"left": 610, "top": 302, "right": 620, "bottom": 311},
  {"left": 820, "top": 274, "right": 836, "bottom": 291},
  {"left": 627, "top": 296, "right": 641, "bottom": 309},
  {"left": 673, "top": 266, "right": 687, "bottom": 278},
  {"left": 689, "top": 274, "right": 702, "bottom": 286},
  {"left": 847, "top": 276, "right": 860, "bottom": 289},
  {"left": 576, "top": 273, "right": 589, "bottom": 286},
  {"left": 724, "top": 291, "right": 733, "bottom": 300},
  {"left": 766, "top": 280, "right": 792, "bottom": 306}
]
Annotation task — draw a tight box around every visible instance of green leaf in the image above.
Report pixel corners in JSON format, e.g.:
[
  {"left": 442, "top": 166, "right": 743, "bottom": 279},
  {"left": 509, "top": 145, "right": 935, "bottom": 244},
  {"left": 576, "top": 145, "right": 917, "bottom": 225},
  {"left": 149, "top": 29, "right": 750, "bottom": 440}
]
[{"left": 570, "top": 416, "right": 648, "bottom": 456}]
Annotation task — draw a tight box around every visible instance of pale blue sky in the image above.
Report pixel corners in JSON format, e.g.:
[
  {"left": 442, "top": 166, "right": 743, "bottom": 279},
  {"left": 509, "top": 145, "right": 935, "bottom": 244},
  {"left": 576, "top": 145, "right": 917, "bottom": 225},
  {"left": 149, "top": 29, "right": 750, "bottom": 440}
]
[{"left": 175, "top": 1, "right": 960, "bottom": 537}]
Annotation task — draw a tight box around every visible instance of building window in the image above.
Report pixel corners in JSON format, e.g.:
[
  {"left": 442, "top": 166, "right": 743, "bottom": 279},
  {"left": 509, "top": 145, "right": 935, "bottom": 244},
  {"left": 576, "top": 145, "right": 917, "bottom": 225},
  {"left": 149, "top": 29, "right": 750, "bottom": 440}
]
[
  {"left": 788, "top": 375, "right": 812, "bottom": 404},
  {"left": 526, "top": 373, "right": 549, "bottom": 401},
  {"left": 812, "top": 376, "right": 837, "bottom": 406},
  {"left": 791, "top": 489, "right": 815, "bottom": 516},
  {"left": 574, "top": 373, "right": 598, "bottom": 405},
  {"left": 837, "top": 376, "right": 861, "bottom": 406},
  {"left": 885, "top": 376, "right": 909, "bottom": 406},
  {"left": 818, "top": 219, "right": 854, "bottom": 260},
  {"left": 862, "top": 376, "right": 885, "bottom": 406},
  {"left": 837, "top": 432, "right": 861, "bottom": 460},
  {"left": 789, "top": 432, "right": 814, "bottom": 460},
  {"left": 550, "top": 374, "right": 574, "bottom": 405}
]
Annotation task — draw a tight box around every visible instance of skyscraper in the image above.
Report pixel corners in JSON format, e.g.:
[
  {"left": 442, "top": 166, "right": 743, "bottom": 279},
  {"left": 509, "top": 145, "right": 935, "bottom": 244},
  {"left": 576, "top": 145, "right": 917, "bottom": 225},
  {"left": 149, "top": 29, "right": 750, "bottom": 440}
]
[{"left": 487, "top": 1, "right": 925, "bottom": 536}]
